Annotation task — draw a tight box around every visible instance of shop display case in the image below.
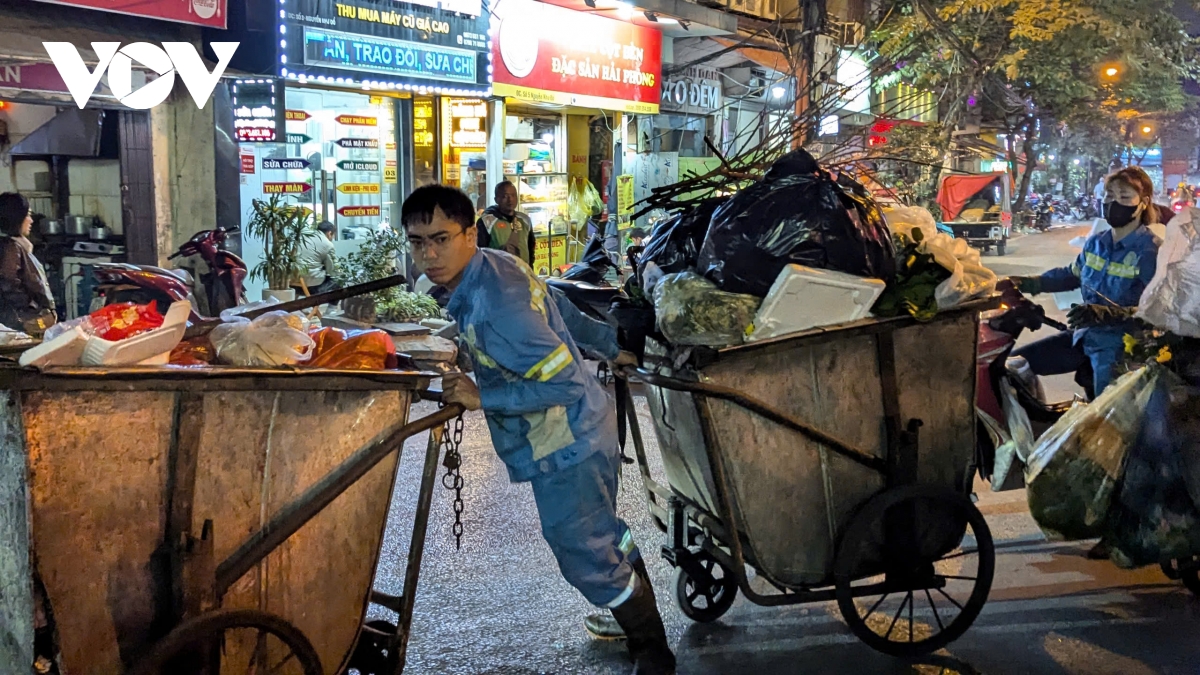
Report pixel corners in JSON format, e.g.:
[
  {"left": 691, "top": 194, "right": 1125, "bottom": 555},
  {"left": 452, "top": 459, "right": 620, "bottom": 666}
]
[{"left": 506, "top": 172, "right": 570, "bottom": 274}]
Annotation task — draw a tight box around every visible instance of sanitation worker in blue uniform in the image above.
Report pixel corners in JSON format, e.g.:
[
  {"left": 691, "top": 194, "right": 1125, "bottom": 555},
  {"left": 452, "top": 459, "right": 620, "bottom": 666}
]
[
  {"left": 1009, "top": 167, "right": 1162, "bottom": 396},
  {"left": 400, "top": 185, "right": 676, "bottom": 675}
]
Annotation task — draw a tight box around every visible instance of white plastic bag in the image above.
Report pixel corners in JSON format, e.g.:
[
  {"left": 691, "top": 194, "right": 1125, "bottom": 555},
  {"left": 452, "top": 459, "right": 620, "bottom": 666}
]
[
  {"left": 1138, "top": 207, "right": 1200, "bottom": 337},
  {"left": 926, "top": 234, "right": 997, "bottom": 309},
  {"left": 883, "top": 205, "right": 939, "bottom": 243},
  {"left": 210, "top": 311, "right": 314, "bottom": 366}
]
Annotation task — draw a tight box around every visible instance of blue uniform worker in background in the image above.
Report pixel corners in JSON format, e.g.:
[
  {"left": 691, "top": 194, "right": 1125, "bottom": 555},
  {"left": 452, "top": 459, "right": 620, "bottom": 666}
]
[
  {"left": 1010, "top": 167, "right": 1162, "bottom": 397},
  {"left": 400, "top": 185, "right": 676, "bottom": 675}
]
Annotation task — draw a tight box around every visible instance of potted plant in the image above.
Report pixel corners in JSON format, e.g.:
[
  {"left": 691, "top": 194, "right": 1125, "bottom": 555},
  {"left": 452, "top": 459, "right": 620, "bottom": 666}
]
[
  {"left": 336, "top": 227, "right": 442, "bottom": 323},
  {"left": 246, "top": 194, "right": 309, "bottom": 302}
]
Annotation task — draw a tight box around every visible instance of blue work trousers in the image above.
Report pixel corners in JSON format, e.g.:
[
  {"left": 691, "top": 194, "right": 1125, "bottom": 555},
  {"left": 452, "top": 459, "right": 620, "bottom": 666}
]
[
  {"left": 1011, "top": 329, "right": 1124, "bottom": 395},
  {"left": 529, "top": 448, "right": 641, "bottom": 607}
]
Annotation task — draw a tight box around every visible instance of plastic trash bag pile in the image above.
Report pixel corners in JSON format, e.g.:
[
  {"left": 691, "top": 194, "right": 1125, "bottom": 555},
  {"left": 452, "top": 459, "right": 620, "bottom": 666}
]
[
  {"left": 883, "top": 205, "right": 997, "bottom": 312},
  {"left": 1026, "top": 364, "right": 1200, "bottom": 568},
  {"left": 1138, "top": 205, "right": 1200, "bottom": 337},
  {"left": 631, "top": 150, "right": 904, "bottom": 349}
]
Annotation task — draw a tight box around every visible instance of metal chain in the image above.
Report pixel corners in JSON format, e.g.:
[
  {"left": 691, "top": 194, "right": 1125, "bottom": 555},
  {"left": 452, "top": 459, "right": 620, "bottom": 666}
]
[{"left": 438, "top": 406, "right": 466, "bottom": 549}]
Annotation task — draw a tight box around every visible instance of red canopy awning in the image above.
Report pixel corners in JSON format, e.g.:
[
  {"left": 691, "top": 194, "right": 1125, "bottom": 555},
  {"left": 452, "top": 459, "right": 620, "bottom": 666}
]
[{"left": 937, "top": 172, "right": 1008, "bottom": 222}]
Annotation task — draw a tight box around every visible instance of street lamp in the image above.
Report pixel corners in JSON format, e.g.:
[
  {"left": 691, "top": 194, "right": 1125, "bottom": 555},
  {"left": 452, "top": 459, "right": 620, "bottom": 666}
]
[{"left": 1101, "top": 63, "right": 1121, "bottom": 81}]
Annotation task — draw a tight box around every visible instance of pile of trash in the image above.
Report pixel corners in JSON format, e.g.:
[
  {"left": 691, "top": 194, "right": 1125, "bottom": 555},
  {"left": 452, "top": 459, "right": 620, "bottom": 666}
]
[
  {"left": 1026, "top": 364, "right": 1200, "bottom": 568},
  {"left": 631, "top": 150, "right": 997, "bottom": 349}
]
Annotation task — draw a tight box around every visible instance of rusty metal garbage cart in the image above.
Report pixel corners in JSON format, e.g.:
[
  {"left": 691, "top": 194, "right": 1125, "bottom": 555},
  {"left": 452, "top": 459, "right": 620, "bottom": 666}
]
[
  {"left": 0, "top": 365, "right": 462, "bottom": 675},
  {"left": 619, "top": 298, "right": 998, "bottom": 657}
]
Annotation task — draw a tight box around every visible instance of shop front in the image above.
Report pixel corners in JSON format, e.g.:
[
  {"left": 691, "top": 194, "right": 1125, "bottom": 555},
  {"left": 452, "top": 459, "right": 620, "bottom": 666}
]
[
  {"left": 489, "top": 0, "right": 662, "bottom": 274},
  {"left": 221, "top": 0, "right": 491, "bottom": 297}
]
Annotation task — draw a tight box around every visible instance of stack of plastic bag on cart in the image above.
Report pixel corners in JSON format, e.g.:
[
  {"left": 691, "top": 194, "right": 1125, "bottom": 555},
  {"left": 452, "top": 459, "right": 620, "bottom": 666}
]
[{"left": 630, "top": 149, "right": 996, "bottom": 350}]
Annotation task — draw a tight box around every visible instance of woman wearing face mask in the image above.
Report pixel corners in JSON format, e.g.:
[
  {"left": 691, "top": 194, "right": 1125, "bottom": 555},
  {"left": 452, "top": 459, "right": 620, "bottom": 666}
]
[
  {"left": 0, "top": 192, "right": 56, "bottom": 335},
  {"left": 1008, "top": 167, "right": 1161, "bottom": 398}
]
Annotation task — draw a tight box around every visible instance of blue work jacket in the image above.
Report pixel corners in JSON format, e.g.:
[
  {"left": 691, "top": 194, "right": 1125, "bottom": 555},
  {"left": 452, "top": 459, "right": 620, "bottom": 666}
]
[
  {"left": 445, "top": 249, "right": 618, "bottom": 482},
  {"left": 1038, "top": 224, "right": 1161, "bottom": 344}
]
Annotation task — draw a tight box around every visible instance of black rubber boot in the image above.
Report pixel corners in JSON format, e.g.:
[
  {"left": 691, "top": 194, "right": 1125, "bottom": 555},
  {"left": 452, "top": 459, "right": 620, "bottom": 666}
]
[
  {"left": 610, "top": 575, "right": 676, "bottom": 675},
  {"left": 585, "top": 558, "right": 653, "bottom": 640}
]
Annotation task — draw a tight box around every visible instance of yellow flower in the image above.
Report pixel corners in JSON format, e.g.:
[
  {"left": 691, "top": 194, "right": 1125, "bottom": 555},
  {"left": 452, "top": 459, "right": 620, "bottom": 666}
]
[
  {"left": 1157, "top": 346, "right": 1173, "bottom": 364},
  {"left": 1123, "top": 334, "right": 1139, "bottom": 355}
]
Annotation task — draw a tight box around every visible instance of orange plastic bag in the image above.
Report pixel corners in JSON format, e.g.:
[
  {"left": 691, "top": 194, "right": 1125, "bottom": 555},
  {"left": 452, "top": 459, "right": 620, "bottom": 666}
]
[
  {"left": 306, "top": 327, "right": 396, "bottom": 370},
  {"left": 169, "top": 336, "right": 215, "bottom": 366}
]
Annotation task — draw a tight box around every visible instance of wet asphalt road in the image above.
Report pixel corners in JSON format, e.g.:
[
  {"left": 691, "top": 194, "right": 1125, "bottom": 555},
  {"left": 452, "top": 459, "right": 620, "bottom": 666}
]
[{"left": 369, "top": 227, "right": 1199, "bottom": 674}]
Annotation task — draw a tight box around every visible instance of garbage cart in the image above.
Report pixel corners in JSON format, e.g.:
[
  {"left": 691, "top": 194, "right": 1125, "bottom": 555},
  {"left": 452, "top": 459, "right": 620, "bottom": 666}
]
[
  {"left": 0, "top": 364, "right": 461, "bottom": 675},
  {"left": 620, "top": 298, "right": 998, "bottom": 657}
]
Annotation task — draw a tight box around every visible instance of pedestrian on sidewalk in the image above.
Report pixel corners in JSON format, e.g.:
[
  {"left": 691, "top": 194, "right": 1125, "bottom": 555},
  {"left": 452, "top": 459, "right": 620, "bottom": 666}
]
[{"left": 400, "top": 184, "right": 676, "bottom": 675}]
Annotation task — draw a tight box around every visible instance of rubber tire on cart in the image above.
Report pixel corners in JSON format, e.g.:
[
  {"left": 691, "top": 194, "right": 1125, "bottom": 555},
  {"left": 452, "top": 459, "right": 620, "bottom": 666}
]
[
  {"left": 833, "top": 485, "right": 995, "bottom": 658},
  {"left": 672, "top": 546, "right": 738, "bottom": 623},
  {"left": 129, "top": 608, "right": 324, "bottom": 675},
  {"left": 347, "top": 619, "right": 400, "bottom": 675},
  {"left": 1161, "top": 558, "right": 1200, "bottom": 597}
]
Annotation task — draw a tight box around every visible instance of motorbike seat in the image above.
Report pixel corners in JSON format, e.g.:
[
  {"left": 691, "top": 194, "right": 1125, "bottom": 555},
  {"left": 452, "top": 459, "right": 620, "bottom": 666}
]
[{"left": 545, "top": 278, "right": 623, "bottom": 306}]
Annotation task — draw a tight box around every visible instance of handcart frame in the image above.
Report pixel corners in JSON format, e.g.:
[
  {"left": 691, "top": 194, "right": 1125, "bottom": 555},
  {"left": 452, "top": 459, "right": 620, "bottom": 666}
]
[
  {"left": 618, "top": 299, "right": 998, "bottom": 657},
  {"left": 1, "top": 365, "right": 459, "bottom": 675}
]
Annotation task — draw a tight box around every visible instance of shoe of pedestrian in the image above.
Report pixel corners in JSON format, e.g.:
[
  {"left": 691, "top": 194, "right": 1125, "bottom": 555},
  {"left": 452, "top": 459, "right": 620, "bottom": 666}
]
[
  {"left": 585, "top": 557, "right": 654, "bottom": 641},
  {"left": 611, "top": 577, "right": 676, "bottom": 675},
  {"left": 1087, "top": 539, "right": 1111, "bottom": 560}
]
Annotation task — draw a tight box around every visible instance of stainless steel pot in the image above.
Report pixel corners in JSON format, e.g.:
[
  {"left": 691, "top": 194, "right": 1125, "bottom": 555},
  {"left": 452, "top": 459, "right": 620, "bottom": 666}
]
[
  {"left": 65, "top": 216, "right": 88, "bottom": 236},
  {"left": 41, "top": 219, "right": 63, "bottom": 235},
  {"left": 89, "top": 224, "right": 110, "bottom": 241}
]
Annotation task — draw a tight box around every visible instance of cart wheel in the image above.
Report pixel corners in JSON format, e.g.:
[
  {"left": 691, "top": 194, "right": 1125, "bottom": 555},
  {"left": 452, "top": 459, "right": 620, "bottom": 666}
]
[
  {"left": 130, "top": 608, "right": 323, "bottom": 675},
  {"left": 347, "top": 619, "right": 400, "bottom": 675},
  {"left": 996, "top": 241, "right": 1007, "bottom": 256},
  {"left": 672, "top": 547, "right": 738, "bottom": 623},
  {"left": 834, "top": 485, "right": 995, "bottom": 657}
]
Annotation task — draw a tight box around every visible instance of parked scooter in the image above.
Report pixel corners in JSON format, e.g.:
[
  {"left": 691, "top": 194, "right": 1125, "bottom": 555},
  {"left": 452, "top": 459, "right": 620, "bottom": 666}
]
[
  {"left": 973, "top": 280, "right": 1092, "bottom": 490},
  {"left": 91, "top": 226, "right": 247, "bottom": 321},
  {"left": 1033, "top": 200, "right": 1054, "bottom": 231}
]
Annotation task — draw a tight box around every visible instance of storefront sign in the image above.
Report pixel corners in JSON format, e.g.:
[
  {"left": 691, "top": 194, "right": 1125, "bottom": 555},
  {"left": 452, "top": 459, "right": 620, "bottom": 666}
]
[
  {"left": 287, "top": 110, "right": 311, "bottom": 121},
  {"left": 339, "top": 205, "right": 383, "bottom": 217},
  {"left": 661, "top": 67, "right": 722, "bottom": 115},
  {"left": 262, "top": 158, "right": 310, "bottom": 170},
  {"left": 337, "top": 160, "right": 380, "bottom": 172},
  {"left": 616, "top": 174, "right": 634, "bottom": 216},
  {"left": 491, "top": 0, "right": 662, "bottom": 114},
  {"left": 231, "top": 79, "right": 285, "bottom": 143},
  {"left": 448, "top": 98, "right": 487, "bottom": 148},
  {"left": 337, "top": 114, "right": 377, "bottom": 126},
  {"left": 240, "top": 149, "right": 256, "bottom": 174},
  {"left": 287, "top": 133, "right": 312, "bottom": 144},
  {"left": 263, "top": 182, "right": 312, "bottom": 194},
  {"left": 336, "top": 137, "right": 379, "bottom": 149},
  {"left": 385, "top": 160, "right": 397, "bottom": 183},
  {"left": 280, "top": 0, "right": 491, "bottom": 92},
  {"left": 337, "top": 183, "right": 381, "bottom": 194},
  {"left": 33, "top": 0, "right": 227, "bottom": 28}
]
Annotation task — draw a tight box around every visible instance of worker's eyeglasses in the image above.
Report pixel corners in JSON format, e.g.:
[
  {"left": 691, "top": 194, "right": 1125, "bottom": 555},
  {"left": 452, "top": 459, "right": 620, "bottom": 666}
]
[{"left": 408, "top": 230, "right": 465, "bottom": 255}]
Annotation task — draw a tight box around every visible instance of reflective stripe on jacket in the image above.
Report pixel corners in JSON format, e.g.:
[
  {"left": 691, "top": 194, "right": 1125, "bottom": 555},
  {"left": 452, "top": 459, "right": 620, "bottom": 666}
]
[{"left": 446, "top": 249, "right": 617, "bottom": 482}]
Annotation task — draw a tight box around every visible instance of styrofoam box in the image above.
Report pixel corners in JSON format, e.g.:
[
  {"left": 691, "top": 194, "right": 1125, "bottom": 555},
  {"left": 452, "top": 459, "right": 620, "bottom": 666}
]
[{"left": 747, "top": 264, "right": 886, "bottom": 342}]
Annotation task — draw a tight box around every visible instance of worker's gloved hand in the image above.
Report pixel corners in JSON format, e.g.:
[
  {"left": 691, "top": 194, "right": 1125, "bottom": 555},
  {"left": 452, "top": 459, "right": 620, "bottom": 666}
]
[
  {"left": 1008, "top": 276, "right": 1043, "bottom": 296},
  {"left": 1067, "top": 304, "right": 1136, "bottom": 329},
  {"left": 441, "top": 371, "right": 482, "bottom": 411}
]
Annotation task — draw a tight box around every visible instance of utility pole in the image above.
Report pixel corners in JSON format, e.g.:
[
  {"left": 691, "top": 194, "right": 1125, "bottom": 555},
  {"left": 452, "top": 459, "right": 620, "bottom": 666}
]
[{"left": 793, "top": 0, "right": 826, "bottom": 149}]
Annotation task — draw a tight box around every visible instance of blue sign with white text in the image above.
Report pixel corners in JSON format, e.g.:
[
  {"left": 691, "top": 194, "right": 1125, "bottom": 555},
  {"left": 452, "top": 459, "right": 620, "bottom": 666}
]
[{"left": 303, "top": 28, "right": 477, "bottom": 84}]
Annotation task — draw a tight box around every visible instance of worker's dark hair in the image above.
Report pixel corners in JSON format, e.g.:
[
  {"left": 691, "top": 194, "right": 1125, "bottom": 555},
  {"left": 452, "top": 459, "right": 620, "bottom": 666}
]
[
  {"left": 629, "top": 227, "right": 647, "bottom": 239},
  {"left": 1105, "top": 167, "right": 1159, "bottom": 225},
  {"left": 0, "top": 192, "right": 29, "bottom": 237},
  {"left": 401, "top": 184, "right": 476, "bottom": 232},
  {"left": 317, "top": 220, "right": 336, "bottom": 234},
  {"left": 494, "top": 180, "right": 516, "bottom": 198}
]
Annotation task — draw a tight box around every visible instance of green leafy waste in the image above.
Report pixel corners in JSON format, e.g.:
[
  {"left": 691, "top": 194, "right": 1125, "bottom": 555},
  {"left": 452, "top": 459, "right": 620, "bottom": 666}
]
[
  {"left": 871, "top": 229, "right": 951, "bottom": 320},
  {"left": 336, "top": 227, "right": 444, "bottom": 323}
]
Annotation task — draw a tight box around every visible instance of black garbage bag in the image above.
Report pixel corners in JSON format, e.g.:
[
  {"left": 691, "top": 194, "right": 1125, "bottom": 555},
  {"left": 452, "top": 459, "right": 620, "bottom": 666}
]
[
  {"left": 638, "top": 198, "right": 726, "bottom": 284},
  {"left": 561, "top": 235, "right": 618, "bottom": 284},
  {"left": 696, "top": 149, "right": 895, "bottom": 297}
]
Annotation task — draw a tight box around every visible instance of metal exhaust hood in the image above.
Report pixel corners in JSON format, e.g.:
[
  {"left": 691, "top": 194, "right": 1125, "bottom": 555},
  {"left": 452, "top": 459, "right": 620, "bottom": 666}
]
[{"left": 10, "top": 108, "right": 105, "bottom": 157}]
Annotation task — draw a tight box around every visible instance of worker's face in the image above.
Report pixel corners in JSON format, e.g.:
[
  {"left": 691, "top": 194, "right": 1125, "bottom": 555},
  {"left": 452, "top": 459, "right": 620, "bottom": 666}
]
[
  {"left": 405, "top": 207, "right": 477, "bottom": 289},
  {"left": 495, "top": 183, "right": 518, "bottom": 216},
  {"left": 1103, "top": 180, "right": 1145, "bottom": 208}
]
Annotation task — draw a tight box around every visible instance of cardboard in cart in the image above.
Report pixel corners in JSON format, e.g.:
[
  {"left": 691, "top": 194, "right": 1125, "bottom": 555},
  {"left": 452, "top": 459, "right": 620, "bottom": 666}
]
[{"left": 746, "top": 264, "right": 885, "bottom": 342}]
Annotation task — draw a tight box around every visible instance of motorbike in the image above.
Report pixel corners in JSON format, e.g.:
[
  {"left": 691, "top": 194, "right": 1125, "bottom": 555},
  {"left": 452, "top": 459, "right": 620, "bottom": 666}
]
[
  {"left": 1033, "top": 200, "right": 1054, "bottom": 231},
  {"left": 973, "top": 280, "right": 1092, "bottom": 490},
  {"left": 91, "top": 226, "right": 248, "bottom": 321}
]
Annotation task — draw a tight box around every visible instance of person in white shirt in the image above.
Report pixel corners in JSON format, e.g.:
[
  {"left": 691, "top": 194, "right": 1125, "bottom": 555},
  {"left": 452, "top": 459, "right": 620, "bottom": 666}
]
[{"left": 294, "top": 221, "right": 338, "bottom": 295}]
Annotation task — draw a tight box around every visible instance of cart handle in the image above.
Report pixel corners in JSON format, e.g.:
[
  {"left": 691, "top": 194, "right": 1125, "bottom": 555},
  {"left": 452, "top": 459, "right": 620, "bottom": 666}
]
[
  {"left": 214, "top": 402, "right": 465, "bottom": 599},
  {"left": 617, "top": 365, "right": 886, "bottom": 473}
]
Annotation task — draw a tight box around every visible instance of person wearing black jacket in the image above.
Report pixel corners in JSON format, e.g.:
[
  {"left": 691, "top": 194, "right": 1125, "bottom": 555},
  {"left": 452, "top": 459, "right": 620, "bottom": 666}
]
[
  {"left": 476, "top": 181, "right": 536, "bottom": 268},
  {"left": 0, "top": 192, "right": 55, "bottom": 334}
]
